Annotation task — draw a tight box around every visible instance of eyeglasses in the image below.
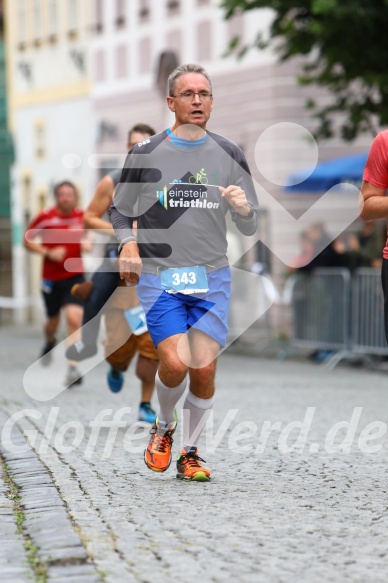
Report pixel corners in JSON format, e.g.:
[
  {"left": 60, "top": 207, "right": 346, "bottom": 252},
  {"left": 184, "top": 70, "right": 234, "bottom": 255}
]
[{"left": 172, "top": 91, "right": 213, "bottom": 102}]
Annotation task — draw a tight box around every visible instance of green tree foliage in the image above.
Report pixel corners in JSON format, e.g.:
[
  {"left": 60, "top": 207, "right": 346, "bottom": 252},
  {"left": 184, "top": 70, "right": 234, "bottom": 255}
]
[{"left": 222, "top": 0, "right": 388, "bottom": 141}]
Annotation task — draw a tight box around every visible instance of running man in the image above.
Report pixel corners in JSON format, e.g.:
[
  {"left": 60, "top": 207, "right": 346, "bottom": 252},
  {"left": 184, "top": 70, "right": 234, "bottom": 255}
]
[
  {"left": 110, "top": 63, "right": 258, "bottom": 481},
  {"left": 24, "top": 181, "right": 87, "bottom": 386},
  {"left": 66, "top": 124, "right": 159, "bottom": 423},
  {"left": 361, "top": 130, "right": 388, "bottom": 343}
]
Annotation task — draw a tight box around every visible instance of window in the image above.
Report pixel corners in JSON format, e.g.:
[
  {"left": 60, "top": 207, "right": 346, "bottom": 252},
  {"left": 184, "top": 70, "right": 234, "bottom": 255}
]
[
  {"left": 48, "top": 0, "right": 58, "bottom": 38},
  {"left": 22, "top": 174, "right": 32, "bottom": 216},
  {"left": 138, "top": 37, "right": 151, "bottom": 73},
  {"left": 115, "top": 0, "right": 126, "bottom": 28},
  {"left": 115, "top": 45, "right": 128, "bottom": 78},
  {"left": 18, "top": 61, "right": 32, "bottom": 83},
  {"left": 93, "top": 0, "right": 103, "bottom": 33},
  {"left": 94, "top": 50, "right": 106, "bottom": 83},
  {"left": 227, "top": 13, "right": 244, "bottom": 53},
  {"left": 34, "top": 121, "right": 46, "bottom": 158},
  {"left": 139, "top": 0, "right": 150, "bottom": 23},
  {"left": 38, "top": 189, "right": 48, "bottom": 211},
  {"left": 32, "top": 0, "right": 42, "bottom": 44},
  {"left": 166, "top": 0, "right": 180, "bottom": 16},
  {"left": 166, "top": 30, "right": 181, "bottom": 62},
  {"left": 17, "top": 0, "right": 27, "bottom": 46},
  {"left": 68, "top": 0, "right": 77, "bottom": 34},
  {"left": 155, "top": 51, "right": 178, "bottom": 95},
  {"left": 196, "top": 21, "right": 212, "bottom": 61}
]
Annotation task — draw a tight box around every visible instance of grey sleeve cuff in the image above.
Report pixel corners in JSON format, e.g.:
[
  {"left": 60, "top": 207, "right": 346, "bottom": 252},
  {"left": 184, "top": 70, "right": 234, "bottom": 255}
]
[
  {"left": 233, "top": 208, "right": 258, "bottom": 236},
  {"left": 118, "top": 236, "right": 137, "bottom": 254},
  {"left": 238, "top": 209, "right": 255, "bottom": 221}
]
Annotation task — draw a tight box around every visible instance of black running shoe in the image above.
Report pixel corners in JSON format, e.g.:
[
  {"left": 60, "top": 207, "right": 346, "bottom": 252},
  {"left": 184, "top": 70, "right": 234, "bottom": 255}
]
[
  {"left": 65, "top": 340, "right": 97, "bottom": 361},
  {"left": 40, "top": 339, "right": 56, "bottom": 366}
]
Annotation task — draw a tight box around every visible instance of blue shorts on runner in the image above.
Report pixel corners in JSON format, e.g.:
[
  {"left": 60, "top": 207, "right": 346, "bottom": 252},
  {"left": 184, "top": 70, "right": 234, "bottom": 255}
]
[{"left": 136, "top": 266, "right": 231, "bottom": 348}]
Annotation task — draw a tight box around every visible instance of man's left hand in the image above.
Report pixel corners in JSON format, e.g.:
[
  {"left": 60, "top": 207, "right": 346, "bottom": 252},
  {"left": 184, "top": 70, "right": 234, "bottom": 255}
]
[{"left": 219, "top": 185, "right": 251, "bottom": 216}]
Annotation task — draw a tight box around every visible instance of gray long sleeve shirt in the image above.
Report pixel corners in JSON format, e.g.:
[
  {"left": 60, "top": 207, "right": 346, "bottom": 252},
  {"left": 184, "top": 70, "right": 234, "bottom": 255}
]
[{"left": 109, "top": 129, "right": 259, "bottom": 274}]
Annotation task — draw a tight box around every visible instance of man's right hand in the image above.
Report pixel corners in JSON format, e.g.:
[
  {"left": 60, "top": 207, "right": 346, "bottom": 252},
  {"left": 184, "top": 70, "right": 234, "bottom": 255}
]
[
  {"left": 48, "top": 246, "right": 67, "bottom": 262},
  {"left": 119, "top": 241, "right": 142, "bottom": 285}
]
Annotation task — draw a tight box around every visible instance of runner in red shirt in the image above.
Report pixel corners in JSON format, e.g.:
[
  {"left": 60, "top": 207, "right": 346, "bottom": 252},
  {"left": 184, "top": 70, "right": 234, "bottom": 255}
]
[
  {"left": 24, "top": 181, "right": 87, "bottom": 387},
  {"left": 361, "top": 130, "right": 388, "bottom": 343}
]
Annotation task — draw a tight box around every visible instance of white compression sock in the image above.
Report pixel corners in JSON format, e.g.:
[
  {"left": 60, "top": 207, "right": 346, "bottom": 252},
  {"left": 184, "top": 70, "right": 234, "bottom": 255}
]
[
  {"left": 182, "top": 390, "right": 214, "bottom": 449},
  {"left": 156, "top": 372, "right": 187, "bottom": 425}
]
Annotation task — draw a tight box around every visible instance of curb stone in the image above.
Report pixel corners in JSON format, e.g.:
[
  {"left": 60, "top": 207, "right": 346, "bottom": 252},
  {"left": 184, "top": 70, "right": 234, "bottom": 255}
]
[
  {"left": 0, "top": 409, "right": 102, "bottom": 582},
  {"left": 0, "top": 461, "right": 33, "bottom": 583}
]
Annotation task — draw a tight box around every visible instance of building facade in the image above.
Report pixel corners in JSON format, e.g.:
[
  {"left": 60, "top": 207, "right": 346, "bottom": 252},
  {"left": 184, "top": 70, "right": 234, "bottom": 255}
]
[
  {"left": 0, "top": 0, "right": 14, "bottom": 324},
  {"left": 5, "top": 0, "right": 372, "bottom": 333},
  {"left": 91, "top": 0, "right": 371, "bottom": 334},
  {"left": 5, "top": 0, "right": 94, "bottom": 321}
]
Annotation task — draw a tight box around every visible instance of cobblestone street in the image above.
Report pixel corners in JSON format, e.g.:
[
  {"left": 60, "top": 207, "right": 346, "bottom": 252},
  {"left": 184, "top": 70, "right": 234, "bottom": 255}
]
[{"left": 1, "top": 325, "right": 388, "bottom": 582}]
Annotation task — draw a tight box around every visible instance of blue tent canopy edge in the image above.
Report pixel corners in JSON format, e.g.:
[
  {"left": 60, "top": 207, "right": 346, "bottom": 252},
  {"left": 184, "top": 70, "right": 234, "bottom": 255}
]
[{"left": 284, "top": 152, "right": 368, "bottom": 193}]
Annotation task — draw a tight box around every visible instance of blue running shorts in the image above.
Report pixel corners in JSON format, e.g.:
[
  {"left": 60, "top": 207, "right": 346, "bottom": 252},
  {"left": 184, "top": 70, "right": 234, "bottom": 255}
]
[{"left": 136, "top": 266, "right": 231, "bottom": 348}]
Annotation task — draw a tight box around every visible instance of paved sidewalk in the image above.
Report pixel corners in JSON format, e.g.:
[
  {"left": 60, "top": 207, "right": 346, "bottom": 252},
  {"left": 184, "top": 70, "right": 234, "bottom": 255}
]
[{"left": 1, "top": 325, "right": 388, "bottom": 582}]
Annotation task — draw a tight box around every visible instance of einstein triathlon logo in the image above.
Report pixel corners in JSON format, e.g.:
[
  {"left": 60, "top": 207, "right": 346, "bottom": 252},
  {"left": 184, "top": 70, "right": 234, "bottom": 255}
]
[
  {"left": 156, "top": 170, "right": 220, "bottom": 211},
  {"left": 156, "top": 185, "right": 220, "bottom": 210}
]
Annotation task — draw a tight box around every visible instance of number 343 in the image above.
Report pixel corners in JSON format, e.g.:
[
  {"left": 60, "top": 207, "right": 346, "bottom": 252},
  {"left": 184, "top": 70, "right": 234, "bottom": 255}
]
[{"left": 172, "top": 271, "right": 197, "bottom": 286}]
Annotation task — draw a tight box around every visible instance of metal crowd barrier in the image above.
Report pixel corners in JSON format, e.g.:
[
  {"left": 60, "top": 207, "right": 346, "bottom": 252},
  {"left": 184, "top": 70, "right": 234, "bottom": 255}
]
[
  {"left": 289, "top": 267, "right": 388, "bottom": 367},
  {"left": 291, "top": 268, "right": 352, "bottom": 352},
  {"left": 351, "top": 268, "right": 388, "bottom": 356}
]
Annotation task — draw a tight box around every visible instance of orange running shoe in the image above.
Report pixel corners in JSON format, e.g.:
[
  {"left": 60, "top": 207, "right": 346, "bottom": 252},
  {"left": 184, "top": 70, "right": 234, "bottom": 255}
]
[
  {"left": 176, "top": 446, "right": 211, "bottom": 482},
  {"left": 144, "top": 412, "right": 177, "bottom": 472}
]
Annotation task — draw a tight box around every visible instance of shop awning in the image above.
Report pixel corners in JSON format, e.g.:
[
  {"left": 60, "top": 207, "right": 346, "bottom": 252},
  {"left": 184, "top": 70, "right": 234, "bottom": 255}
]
[{"left": 284, "top": 152, "right": 368, "bottom": 192}]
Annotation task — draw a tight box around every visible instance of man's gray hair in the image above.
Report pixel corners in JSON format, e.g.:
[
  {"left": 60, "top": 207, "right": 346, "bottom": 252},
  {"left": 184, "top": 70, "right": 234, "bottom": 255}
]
[{"left": 167, "top": 63, "right": 212, "bottom": 96}]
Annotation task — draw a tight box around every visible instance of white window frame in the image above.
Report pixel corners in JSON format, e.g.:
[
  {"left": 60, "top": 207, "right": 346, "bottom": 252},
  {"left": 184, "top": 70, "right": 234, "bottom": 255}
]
[
  {"left": 34, "top": 120, "right": 46, "bottom": 159},
  {"left": 17, "top": 0, "right": 28, "bottom": 44},
  {"left": 48, "top": 0, "right": 58, "bottom": 37},
  {"left": 33, "top": 0, "right": 42, "bottom": 41},
  {"left": 139, "top": 0, "right": 150, "bottom": 22},
  {"left": 68, "top": 0, "right": 77, "bottom": 32},
  {"left": 94, "top": 0, "right": 104, "bottom": 32},
  {"left": 115, "top": 0, "right": 126, "bottom": 26}
]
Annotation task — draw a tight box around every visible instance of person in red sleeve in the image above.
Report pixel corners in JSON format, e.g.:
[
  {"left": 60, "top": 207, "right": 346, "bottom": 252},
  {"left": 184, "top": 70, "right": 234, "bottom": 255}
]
[
  {"left": 24, "top": 181, "right": 88, "bottom": 387},
  {"left": 361, "top": 130, "right": 388, "bottom": 343}
]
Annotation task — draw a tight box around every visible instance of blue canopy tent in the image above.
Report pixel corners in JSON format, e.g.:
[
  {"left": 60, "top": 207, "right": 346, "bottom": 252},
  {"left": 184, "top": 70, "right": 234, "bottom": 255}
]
[{"left": 284, "top": 152, "right": 368, "bottom": 192}]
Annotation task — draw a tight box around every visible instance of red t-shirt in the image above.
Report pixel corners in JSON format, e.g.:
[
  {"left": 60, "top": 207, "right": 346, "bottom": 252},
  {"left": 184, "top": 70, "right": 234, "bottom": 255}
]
[
  {"left": 26, "top": 206, "right": 84, "bottom": 281},
  {"left": 363, "top": 130, "right": 388, "bottom": 259}
]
